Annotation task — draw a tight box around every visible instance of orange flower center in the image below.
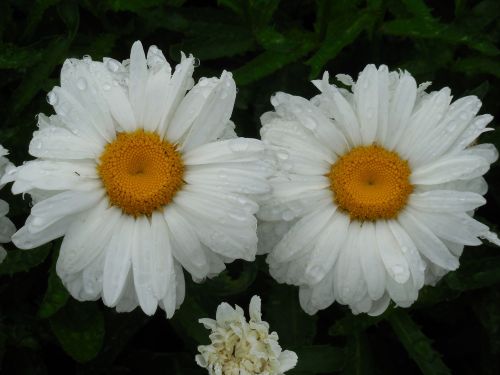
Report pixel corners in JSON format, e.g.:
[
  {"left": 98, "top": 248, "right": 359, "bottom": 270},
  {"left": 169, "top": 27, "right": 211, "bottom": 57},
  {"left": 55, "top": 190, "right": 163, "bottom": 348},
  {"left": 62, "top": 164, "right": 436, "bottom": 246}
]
[
  {"left": 328, "top": 145, "right": 413, "bottom": 221},
  {"left": 98, "top": 129, "right": 184, "bottom": 216}
]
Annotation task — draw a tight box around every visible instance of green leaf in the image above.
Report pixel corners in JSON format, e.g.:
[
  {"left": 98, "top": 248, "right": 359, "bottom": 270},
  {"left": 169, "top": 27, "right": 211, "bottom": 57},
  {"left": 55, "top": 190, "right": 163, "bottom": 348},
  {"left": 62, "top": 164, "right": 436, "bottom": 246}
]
[
  {"left": 38, "top": 250, "right": 69, "bottom": 319},
  {"left": 329, "top": 310, "right": 388, "bottom": 336},
  {"left": 193, "top": 263, "right": 258, "bottom": 296},
  {"left": 382, "top": 19, "right": 500, "bottom": 56},
  {"left": 21, "top": 0, "right": 62, "bottom": 40},
  {"left": 388, "top": 310, "right": 451, "bottom": 375},
  {"left": 217, "top": 0, "right": 245, "bottom": 16},
  {"left": 0, "top": 244, "right": 51, "bottom": 276},
  {"left": 307, "top": 12, "right": 374, "bottom": 78},
  {"left": 173, "top": 24, "right": 255, "bottom": 60},
  {"left": 454, "top": 57, "right": 500, "bottom": 79},
  {"left": 105, "top": 0, "right": 182, "bottom": 12},
  {"left": 444, "top": 256, "right": 500, "bottom": 291},
  {"left": 234, "top": 30, "right": 316, "bottom": 85},
  {"left": 247, "top": 0, "right": 281, "bottom": 31},
  {"left": 0, "top": 43, "right": 43, "bottom": 70},
  {"left": 291, "top": 345, "right": 345, "bottom": 374},
  {"left": 57, "top": 0, "right": 80, "bottom": 38},
  {"left": 400, "top": 0, "right": 433, "bottom": 19},
  {"left": 8, "top": 35, "right": 72, "bottom": 121},
  {"left": 170, "top": 295, "right": 209, "bottom": 346},
  {"left": 49, "top": 300, "right": 105, "bottom": 363},
  {"left": 265, "top": 284, "right": 317, "bottom": 347},
  {"left": 342, "top": 333, "right": 373, "bottom": 375}
]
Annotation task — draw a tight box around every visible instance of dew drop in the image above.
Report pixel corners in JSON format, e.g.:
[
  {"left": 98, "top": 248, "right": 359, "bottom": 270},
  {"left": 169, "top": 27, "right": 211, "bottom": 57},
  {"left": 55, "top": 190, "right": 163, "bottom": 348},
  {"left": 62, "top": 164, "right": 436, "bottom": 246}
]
[
  {"left": 228, "top": 139, "right": 249, "bottom": 152},
  {"left": 76, "top": 77, "right": 87, "bottom": 90},
  {"left": 276, "top": 150, "right": 289, "bottom": 160},
  {"left": 106, "top": 58, "right": 121, "bottom": 73},
  {"left": 46, "top": 91, "right": 58, "bottom": 105}
]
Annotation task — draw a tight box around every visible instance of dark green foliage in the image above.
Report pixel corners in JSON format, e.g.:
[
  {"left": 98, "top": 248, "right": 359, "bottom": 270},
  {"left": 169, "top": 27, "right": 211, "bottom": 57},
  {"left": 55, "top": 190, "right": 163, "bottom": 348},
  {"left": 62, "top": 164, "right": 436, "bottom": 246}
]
[{"left": 0, "top": 0, "right": 499, "bottom": 374}]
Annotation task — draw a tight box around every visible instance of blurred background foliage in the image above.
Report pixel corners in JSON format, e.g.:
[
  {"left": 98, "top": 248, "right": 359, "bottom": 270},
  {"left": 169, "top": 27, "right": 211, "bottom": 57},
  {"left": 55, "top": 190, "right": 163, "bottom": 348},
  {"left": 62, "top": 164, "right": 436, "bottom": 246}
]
[{"left": 0, "top": 0, "right": 499, "bottom": 374}]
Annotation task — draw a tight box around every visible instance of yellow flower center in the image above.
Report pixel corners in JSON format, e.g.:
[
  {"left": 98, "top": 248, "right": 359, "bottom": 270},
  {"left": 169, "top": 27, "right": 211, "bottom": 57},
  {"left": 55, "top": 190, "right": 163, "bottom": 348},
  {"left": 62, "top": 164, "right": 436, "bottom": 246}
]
[
  {"left": 328, "top": 145, "right": 413, "bottom": 221},
  {"left": 98, "top": 129, "right": 184, "bottom": 217}
]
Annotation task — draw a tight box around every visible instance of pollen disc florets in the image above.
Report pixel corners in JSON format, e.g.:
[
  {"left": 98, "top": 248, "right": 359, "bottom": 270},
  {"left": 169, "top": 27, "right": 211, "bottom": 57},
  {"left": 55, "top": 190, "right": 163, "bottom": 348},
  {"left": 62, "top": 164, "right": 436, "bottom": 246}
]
[
  {"left": 98, "top": 129, "right": 184, "bottom": 216},
  {"left": 329, "top": 144, "right": 413, "bottom": 221}
]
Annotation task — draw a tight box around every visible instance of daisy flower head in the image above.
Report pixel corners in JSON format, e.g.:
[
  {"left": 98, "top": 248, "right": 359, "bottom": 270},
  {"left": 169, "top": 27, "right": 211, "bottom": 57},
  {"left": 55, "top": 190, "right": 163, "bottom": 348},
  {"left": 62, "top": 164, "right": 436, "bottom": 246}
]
[
  {"left": 196, "top": 295, "right": 298, "bottom": 375},
  {"left": 259, "top": 64, "right": 499, "bottom": 316},
  {"left": 2, "top": 41, "right": 271, "bottom": 316},
  {"left": 0, "top": 145, "right": 16, "bottom": 263}
]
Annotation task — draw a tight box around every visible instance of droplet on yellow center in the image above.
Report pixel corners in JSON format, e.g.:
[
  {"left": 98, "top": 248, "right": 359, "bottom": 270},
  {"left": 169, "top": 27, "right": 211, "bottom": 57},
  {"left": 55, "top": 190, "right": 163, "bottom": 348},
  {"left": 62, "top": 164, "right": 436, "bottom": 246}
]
[
  {"left": 328, "top": 145, "right": 413, "bottom": 221},
  {"left": 98, "top": 129, "right": 184, "bottom": 216}
]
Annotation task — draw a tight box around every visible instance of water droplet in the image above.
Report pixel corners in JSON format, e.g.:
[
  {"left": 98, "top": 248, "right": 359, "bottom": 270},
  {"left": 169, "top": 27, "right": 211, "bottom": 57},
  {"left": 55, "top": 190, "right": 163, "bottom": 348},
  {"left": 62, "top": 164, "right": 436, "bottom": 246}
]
[
  {"left": 228, "top": 139, "right": 249, "bottom": 152},
  {"left": 46, "top": 91, "right": 58, "bottom": 105},
  {"left": 193, "top": 58, "right": 200, "bottom": 67},
  {"left": 392, "top": 265, "right": 407, "bottom": 283},
  {"left": 106, "top": 58, "right": 121, "bottom": 73},
  {"left": 82, "top": 54, "right": 92, "bottom": 63},
  {"left": 76, "top": 77, "right": 87, "bottom": 90},
  {"left": 281, "top": 210, "right": 295, "bottom": 221},
  {"left": 276, "top": 150, "right": 289, "bottom": 160}
]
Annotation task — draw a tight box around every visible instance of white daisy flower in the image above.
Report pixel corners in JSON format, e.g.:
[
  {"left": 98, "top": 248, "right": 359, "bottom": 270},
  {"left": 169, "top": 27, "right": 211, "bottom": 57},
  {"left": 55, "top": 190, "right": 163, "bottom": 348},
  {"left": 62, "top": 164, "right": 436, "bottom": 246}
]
[
  {"left": 1, "top": 41, "right": 271, "bottom": 316},
  {"left": 259, "top": 64, "right": 499, "bottom": 316},
  {"left": 196, "top": 295, "right": 298, "bottom": 375},
  {"left": 0, "top": 145, "right": 16, "bottom": 263}
]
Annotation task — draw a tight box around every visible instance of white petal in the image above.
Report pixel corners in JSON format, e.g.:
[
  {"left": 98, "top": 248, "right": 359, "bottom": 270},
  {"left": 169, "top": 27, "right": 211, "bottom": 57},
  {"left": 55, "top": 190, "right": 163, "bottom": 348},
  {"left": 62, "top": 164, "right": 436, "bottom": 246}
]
[
  {"left": 375, "top": 221, "right": 410, "bottom": 284},
  {"left": 142, "top": 62, "right": 172, "bottom": 132},
  {"left": 411, "top": 154, "right": 490, "bottom": 185},
  {"left": 183, "top": 138, "right": 265, "bottom": 165},
  {"left": 181, "top": 71, "right": 236, "bottom": 151},
  {"left": 409, "top": 190, "right": 486, "bottom": 212},
  {"left": 159, "top": 54, "right": 195, "bottom": 138},
  {"left": 163, "top": 204, "right": 210, "bottom": 280},
  {"left": 397, "top": 87, "right": 451, "bottom": 159},
  {"left": 0, "top": 216, "right": 16, "bottom": 243},
  {"left": 387, "top": 220, "right": 425, "bottom": 290},
  {"left": 334, "top": 222, "right": 365, "bottom": 304},
  {"left": 304, "top": 210, "right": 349, "bottom": 285},
  {"left": 410, "top": 208, "right": 486, "bottom": 246},
  {"left": 59, "top": 59, "right": 116, "bottom": 142},
  {"left": 11, "top": 160, "right": 99, "bottom": 194},
  {"left": 102, "top": 82, "right": 137, "bottom": 132},
  {"left": 368, "top": 294, "right": 391, "bottom": 316},
  {"left": 375, "top": 65, "right": 390, "bottom": 143},
  {"left": 30, "top": 115, "right": 103, "bottom": 160},
  {"left": 449, "top": 114, "right": 494, "bottom": 153},
  {"left": 359, "top": 222, "right": 386, "bottom": 300},
  {"left": 12, "top": 215, "right": 71, "bottom": 249},
  {"left": 269, "top": 206, "right": 337, "bottom": 263},
  {"left": 173, "top": 190, "right": 257, "bottom": 261},
  {"left": 411, "top": 96, "right": 482, "bottom": 165},
  {"left": 29, "top": 190, "right": 103, "bottom": 234},
  {"left": 398, "top": 209, "right": 458, "bottom": 270},
  {"left": 279, "top": 350, "right": 298, "bottom": 372},
  {"left": 353, "top": 64, "right": 379, "bottom": 144},
  {"left": 131, "top": 216, "right": 158, "bottom": 315},
  {"left": 315, "top": 73, "right": 362, "bottom": 146},
  {"left": 57, "top": 202, "right": 121, "bottom": 275},
  {"left": 102, "top": 215, "right": 135, "bottom": 307},
  {"left": 128, "top": 41, "right": 148, "bottom": 126},
  {"left": 269, "top": 92, "right": 348, "bottom": 155},
  {"left": 50, "top": 86, "right": 107, "bottom": 145},
  {"left": 384, "top": 71, "right": 417, "bottom": 150},
  {"left": 150, "top": 212, "right": 174, "bottom": 301}
]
